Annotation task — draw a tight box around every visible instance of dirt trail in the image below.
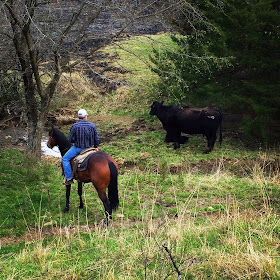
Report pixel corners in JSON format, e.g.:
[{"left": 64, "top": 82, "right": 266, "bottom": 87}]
[{"left": 0, "top": 219, "right": 125, "bottom": 247}]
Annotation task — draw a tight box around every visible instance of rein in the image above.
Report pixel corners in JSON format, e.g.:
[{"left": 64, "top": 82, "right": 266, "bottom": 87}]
[
  {"left": 49, "top": 127, "right": 71, "bottom": 156},
  {"left": 61, "top": 146, "right": 70, "bottom": 156}
]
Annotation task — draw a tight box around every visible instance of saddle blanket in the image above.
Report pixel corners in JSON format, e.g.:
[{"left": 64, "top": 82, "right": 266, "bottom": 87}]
[{"left": 71, "top": 147, "right": 98, "bottom": 178}]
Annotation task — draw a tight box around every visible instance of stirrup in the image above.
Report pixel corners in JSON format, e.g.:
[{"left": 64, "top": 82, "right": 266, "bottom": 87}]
[{"left": 62, "top": 178, "right": 74, "bottom": 186}]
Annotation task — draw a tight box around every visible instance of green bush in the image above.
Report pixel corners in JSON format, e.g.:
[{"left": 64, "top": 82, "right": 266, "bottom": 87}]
[{"left": 151, "top": 0, "right": 280, "bottom": 142}]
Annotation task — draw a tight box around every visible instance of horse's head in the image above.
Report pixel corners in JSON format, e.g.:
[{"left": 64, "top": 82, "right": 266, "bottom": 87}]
[
  {"left": 47, "top": 126, "right": 71, "bottom": 156},
  {"left": 47, "top": 127, "right": 58, "bottom": 149}
]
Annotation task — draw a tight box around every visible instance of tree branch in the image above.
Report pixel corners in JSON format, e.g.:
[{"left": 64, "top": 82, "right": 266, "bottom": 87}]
[
  {"left": 2, "top": 0, "right": 22, "bottom": 28},
  {"left": 163, "top": 245, "right": 182, "bottom": 280},
  {"left": 22, "top": 26, "right": 44, "bottom": 99},
  {"left": 44, "top": 50, "right": 61, "bottom": 104},
  {"left": 57, "top": 1, "right": 87, "bottom": 51}
]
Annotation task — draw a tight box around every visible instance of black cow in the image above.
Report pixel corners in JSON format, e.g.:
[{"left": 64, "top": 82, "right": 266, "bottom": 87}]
[{"left": 149, "top": 101, "right": 223, "bottom": 153}]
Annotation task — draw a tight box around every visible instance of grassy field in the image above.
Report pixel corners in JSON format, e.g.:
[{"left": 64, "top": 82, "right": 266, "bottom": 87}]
[{"left": 0, "top": 34, "right": 280, "bottom": 279}]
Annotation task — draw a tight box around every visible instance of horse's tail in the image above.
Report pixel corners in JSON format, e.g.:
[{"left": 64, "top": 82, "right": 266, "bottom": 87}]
[
  {"left": 108, "top": 161, "right": 119, "bottom": 211},
  {"left": 218, "top": 109, "right": 223, "bottom": 145}
]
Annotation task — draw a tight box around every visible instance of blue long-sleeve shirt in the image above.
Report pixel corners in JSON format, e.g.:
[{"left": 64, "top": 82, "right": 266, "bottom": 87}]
[{"left": 68, "top": 120, "right": 100, "bottom": 148}]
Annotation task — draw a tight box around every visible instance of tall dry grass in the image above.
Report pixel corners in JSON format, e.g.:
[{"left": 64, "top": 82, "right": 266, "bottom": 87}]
[{"left": 1, "top": 151, "right": 280, "bottom": 279}]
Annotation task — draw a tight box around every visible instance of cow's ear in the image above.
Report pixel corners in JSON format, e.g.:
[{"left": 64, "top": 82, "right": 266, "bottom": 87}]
[{"left": 160, "top": 101, "right": 164, "bottom": 105}]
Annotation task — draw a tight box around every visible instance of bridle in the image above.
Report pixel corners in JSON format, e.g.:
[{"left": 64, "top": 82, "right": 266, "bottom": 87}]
[
  {"left": 47, "top": 129, "right": 71, "bottom": 156},
  {"left": 47, "top": 133, "right": 56, "bottom": 149}
]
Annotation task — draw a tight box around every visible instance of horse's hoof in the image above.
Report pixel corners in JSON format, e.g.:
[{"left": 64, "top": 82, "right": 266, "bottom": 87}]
[
  {"left": 64, "top": 207, "right": 69, "bottom": 213},
  {"left": 79, "top": 205, "right": 84, "bottom": 209}
]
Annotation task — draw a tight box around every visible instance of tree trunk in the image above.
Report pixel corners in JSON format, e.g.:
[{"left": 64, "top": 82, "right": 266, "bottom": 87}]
[{"left": 27, "top": 116, "right": 45, "bottom": 159}]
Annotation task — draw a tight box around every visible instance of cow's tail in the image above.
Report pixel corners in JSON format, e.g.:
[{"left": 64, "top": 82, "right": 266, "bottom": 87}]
[
  {"left": 108, "top": 161, "right": 119, "bottom": 211},
  {"left": 218, "top": 109, "right": 223, "bottom": 145}
]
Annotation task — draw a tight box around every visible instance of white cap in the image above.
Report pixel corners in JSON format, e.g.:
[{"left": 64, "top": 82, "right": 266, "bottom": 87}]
[{"left": 78, "top": 109, "right": 88, "bottom": 118}]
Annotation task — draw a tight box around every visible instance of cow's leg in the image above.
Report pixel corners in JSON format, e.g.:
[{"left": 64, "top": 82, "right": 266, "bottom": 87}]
[
  {"left": 173, "top": 131, "right": 182, "bottom": 149},
  {"left": 164, "top": 128, "right": 181, "bottom": 149},
  {"left": 204, "top": 132, "right": 216, "bottom": 153},
  {"left": 180, "top": 135, "right": 189, "bottom": 144},
  {"left": 174, "top": 142, "right": 180, "bottom": 149},
  {"left": 165, "top": 132, "right": 173, "bottom": 143},
  {"left": 203, "top": 136, "right": 212, "bottom": 154},
  {"left": 209, "top": 133, "right": 217, "bottom": 152},
  {"left": 64, "top": 184, "right": 71, "bottom": 212},
  {"left": 202, "top": 131, "right": 211, "bottom": 153},
  {"left": 77, "top": 182, "right": 84, "bottom": 209}
]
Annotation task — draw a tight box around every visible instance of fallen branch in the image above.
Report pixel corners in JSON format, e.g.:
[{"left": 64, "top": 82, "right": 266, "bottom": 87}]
[
  {"left": 0, "top": 117, "right": 18, "bottom": 129},
  {"left": 163, "top": 245, "right": 181, "bottom": 280}
]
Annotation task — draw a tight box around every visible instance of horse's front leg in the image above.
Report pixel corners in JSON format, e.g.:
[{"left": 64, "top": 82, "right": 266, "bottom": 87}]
[
  {"left": 64, "top": 184, "right": 71, "bottom": 212},
  {"left": 77, "top": 182, "right": 84, "bottom": 209}
]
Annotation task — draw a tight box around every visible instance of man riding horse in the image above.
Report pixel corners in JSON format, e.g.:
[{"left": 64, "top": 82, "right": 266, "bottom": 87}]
[{"left": 62, "top": 109, "right": 100, "bottom": 185}]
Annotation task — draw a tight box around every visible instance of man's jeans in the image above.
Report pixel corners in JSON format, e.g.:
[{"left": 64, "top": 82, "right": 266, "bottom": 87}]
[{"left": 62, "top": 146, "right": 84, "bottom": 179}]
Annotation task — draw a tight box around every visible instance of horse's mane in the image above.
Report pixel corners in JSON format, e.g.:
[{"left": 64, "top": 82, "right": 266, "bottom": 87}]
[{"left": 52, "top": 127, "right": 71, "bottom": 148}]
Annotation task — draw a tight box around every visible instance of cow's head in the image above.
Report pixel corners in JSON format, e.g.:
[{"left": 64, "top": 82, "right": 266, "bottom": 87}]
[{"left": 149, "top": 101, "right": 164, "bottom": 116}]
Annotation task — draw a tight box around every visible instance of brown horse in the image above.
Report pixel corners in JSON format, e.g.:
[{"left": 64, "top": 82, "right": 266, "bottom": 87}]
[{"left": 47, "top": 127, "right": 119, "bottom": 225}]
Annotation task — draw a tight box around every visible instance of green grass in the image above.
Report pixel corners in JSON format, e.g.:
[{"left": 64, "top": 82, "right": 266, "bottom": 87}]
[
  {"left": 1, "top": 33, "right": 280, "bottom": 279},
  {"left": 1, "top": 138, "right": 280, "bottom": 279},
  {"left": 0, "top": 150, "right": 111, "bottom": 237},
  {"left": 83, "top": 34, "right": 176, "bottom": 117},
  {"left": 105, "top": 34, "right": 173, "bottom": 83}
]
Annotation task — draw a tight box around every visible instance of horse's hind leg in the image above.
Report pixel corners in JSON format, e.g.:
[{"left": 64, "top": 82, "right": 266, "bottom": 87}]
[
  {"left": 77, "top": 182, "right": 84, "bottom": 209},
  {"left": 97, "top": 189, "right": 112, "bottom": 226}
]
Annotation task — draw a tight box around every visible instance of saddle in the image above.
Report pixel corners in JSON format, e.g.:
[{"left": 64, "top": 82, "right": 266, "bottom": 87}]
[{"left": 70, "top": 147, "right": 98, "bottom": 179}]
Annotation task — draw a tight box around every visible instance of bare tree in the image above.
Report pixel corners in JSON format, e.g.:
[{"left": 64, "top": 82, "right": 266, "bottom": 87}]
[{"left": 0, "top": 0, "right": 174, "bottom": 158}]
